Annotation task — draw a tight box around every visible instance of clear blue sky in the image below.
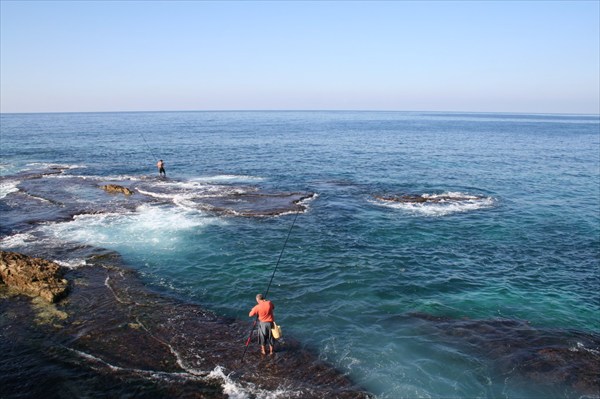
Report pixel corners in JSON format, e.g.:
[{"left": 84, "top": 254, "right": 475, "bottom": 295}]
[{"left": 1, "top": 0, "right": 598, "bottom": 114}]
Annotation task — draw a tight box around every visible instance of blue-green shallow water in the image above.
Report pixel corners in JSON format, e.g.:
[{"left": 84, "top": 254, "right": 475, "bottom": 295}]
[{"left": 1, "top": 111, "right": 599, "bottom": 398}]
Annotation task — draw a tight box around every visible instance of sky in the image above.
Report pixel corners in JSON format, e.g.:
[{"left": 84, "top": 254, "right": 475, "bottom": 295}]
[{"left": 1, "top": 0, "right": 599, "bottom": 114}]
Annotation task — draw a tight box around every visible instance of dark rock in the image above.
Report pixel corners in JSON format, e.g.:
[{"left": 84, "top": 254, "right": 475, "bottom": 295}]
[
  {"left": 196, "top": 192, "right": 315, "bottom": 216},
  {"left": 0, "top": 251, "right": 68, "bottom": 303},
  {"left": 1, "top": 252, "right": 371, "bottom": 398}
]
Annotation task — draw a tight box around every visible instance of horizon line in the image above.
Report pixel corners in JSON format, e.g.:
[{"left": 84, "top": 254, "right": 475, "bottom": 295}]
[{"left": 1, "top": 109, "right": 599, "bottom": 117}]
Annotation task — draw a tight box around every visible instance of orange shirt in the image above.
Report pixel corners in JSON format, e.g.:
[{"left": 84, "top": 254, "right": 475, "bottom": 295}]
[{"left": 249, "top": 300, "right": 275, "bottom": 322}]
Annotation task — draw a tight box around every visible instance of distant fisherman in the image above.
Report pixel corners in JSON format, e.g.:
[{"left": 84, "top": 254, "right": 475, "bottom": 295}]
[
  {"left": 157, "top": 159, "right": 166, "bottom": 177},
  {"left": 249, "top": 294, "right": 275, "bottom": 355}
]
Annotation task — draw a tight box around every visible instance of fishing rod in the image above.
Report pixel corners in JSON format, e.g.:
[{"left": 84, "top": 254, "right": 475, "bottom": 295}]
[
  {"left": 241, "top": 209, "right": 301, "bottom": 361},
  {"left": 139, "top": 132, "right": 158, "bottom": 162}
]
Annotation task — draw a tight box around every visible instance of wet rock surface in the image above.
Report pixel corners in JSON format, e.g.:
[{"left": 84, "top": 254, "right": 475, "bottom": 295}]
[
  {"left": 0, "top": 250, "right": 370, "bottom": 398},
  {"left": 195, "top": 192, "right": 316, "bottom": 216},
  {"left": 1, "top": 167, "right": 315, "bottom": 237},
  {"left": 0, "top": 251, "right": 68, "bottom": 303}
]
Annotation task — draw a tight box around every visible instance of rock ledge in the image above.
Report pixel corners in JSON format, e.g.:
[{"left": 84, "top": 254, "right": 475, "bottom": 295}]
[
  {"left": 101, "top": 184, "right": 134, "bottom": 196},
  {"left": 0, "top": 251, "right": 68, "bottom": 303}
]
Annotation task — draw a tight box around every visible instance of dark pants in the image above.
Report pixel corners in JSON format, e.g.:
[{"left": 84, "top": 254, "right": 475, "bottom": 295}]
[{"left": 258, "top": 321, "right": 274, "bottom": 346}]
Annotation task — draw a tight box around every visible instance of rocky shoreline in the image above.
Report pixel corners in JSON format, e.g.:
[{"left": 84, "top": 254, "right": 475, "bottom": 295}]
[
  {"left": 0, "top": 249, "right": 371, "bottom": 398},
  {"left": 1, "top": 251, "right": 69, "bottom": 303},
  {"left": 3, "top": 249, "right": 598, "bottom": 398}
]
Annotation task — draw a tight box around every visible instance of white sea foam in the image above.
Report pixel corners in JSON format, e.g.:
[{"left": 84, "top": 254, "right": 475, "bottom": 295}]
[
  {"left": 45, "top": 174, "right": 100, "bottom": 180},
  {"left": 138, "top": 182, "right": 250, "bottom": 212},
  {"left": 68, "top": 347, "right": 197, "bottom": 381},
  {"left": 0, "top": 232, "right": 88, "bottom": 268},
  {"left": 45, "top": 173, "right": 145, "bottom": 182},
  {"left": 208, "top": 366, "right": 254, "bottom": 399},
  {"left": 192, "top": 174, "right": 265, "bottom": 183},
  {"left": 373, "top": 192, "right": 494, "bottom": 217},
  {"left": 38, "top": 205, "right": 222, "bottom": 252},
  {"left": 26, "top": 162, "right": 86, "bottom": 170},
  {"left": 54, "top": 259, "right": 87, "bottom": 268},
  {"left": 136, "top": 188, "right": 181, "bottom": 199},
  {"left": 135, "top": 190, "right": 206, "bottom": 212},
  {"left": 296, "top": 193, "right": 318, "bottom": 208},
  {"left": 0, "top": 181, "right": 19, "bottom": 199},
  {"left": 0, "top": 232, "right": 35, "bottom": 248},
  {"left": 69, "top": 348, "right": 291, "bottom": 398},
  {"left": 421, "top": 192, "right": 480, "bottom": 200},
  {"left": 172, "top": 195, "right": 203, "bottom": 211},
  {"left": 150, "top": 179, "right": 249, "bottom": 194},
  {"left": 571, "top": 341, "right": 600, "bottom": 355}
]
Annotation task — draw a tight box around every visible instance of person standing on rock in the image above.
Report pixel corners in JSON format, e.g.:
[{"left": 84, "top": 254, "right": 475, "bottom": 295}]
[
  {"left": 249, "top": 294, "right": 275, "bottom": 355},
  {"left": 157, "top": 159, "right": 166, "bottom": 177}
]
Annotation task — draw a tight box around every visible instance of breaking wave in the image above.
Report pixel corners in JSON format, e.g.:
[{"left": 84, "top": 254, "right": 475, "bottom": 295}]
[
  {"left": 372, "top": 191, "right": 495, "bottom": 217},
  {"left": 37, "top": 205, "right": 220, "bottom": 251}
]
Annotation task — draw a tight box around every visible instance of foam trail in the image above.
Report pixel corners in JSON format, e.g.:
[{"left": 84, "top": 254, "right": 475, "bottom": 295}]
[
  {"left": 0, "top": 233, "right": 35, "bottom": 248},
  {"left": 0, "top": 181, "right": 19, "bottom": 199},
  {"left": 104, "top": 275, "right": 129, "bottom": 305},
  {"left": 85, "top": 312, "right": 267, "bottom": 399},
  {"left": 26, "top": 162, "right": 86, "bottom": 170},
  {"left": 66, "top": 347, "right": 201, "bottom": 381},
  {"left": 54, "top": 259, "right": 87, "bottom": 269},
  {"left": 192, "top": 175, "right": 265, "bottom": 183}
]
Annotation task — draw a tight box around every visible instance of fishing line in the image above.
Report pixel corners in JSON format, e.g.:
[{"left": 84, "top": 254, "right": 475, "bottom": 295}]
[
  {"left": 264, "top": 209, "right": 301, "bottom": 299},
  {"left": 241, "top": 208, "right": 301, "bottom": 362},
  {"left": 139, "top": 132, "right": 158, "bottom": 162}
]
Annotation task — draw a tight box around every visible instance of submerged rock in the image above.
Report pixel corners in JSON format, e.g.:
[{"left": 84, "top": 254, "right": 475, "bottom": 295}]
[
  {"left": 101, "top": 184, "right": 135, "bottom": 196},
  {"left": 0, "top": 251, "right": 68, "bottom": 303},
  {"left": 196, "top": 192, "right": 316, "bottom": 216},
  {"left": 375, "top": 194, "right": 484, "bottom": 203},
  {"left": 408, "top": 312, "right": 600, "bottom": 397}
]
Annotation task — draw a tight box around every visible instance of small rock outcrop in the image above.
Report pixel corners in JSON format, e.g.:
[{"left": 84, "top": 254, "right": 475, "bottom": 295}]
[
  {"left": 101, "top": 184, "right": 134, "bottom": 196},
  {"left": 375, "top": 194, "right": 482, "bottom": 203},
  {"left": 0, "top": 251, "right": 68, "bottom": 303}
]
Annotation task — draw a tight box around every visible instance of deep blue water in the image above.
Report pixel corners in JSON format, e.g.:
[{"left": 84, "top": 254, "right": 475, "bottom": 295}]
[{"left": 1, "top": 111, "right": 599, "bottom": 398}]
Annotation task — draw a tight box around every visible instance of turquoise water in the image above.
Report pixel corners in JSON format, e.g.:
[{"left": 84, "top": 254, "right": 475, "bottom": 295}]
[{"left": 1, "top": 111, "right": 599, "bottom": 398}]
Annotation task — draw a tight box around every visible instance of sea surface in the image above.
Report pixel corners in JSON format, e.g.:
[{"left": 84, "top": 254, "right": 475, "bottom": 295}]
[{"left": 1, "top": 111, "right": 599, "bottom": 398}]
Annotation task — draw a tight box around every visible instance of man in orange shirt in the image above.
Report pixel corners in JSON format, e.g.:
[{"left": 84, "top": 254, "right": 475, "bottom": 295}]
[{"left": 249, "top": 294, "right": 275, "bottom": 355}]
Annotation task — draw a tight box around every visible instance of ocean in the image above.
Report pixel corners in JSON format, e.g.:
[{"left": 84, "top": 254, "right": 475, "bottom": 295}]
[{"left": 1, "top": 111, "right": 599, "bottom": 398}]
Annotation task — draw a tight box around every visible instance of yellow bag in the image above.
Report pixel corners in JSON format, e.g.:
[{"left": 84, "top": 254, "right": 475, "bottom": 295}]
[{"left": 271, "top": 322, "right": 282, "bottom": 339}]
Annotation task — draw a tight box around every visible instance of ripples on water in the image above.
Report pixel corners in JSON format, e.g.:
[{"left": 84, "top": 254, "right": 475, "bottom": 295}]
[{"left": 1, "top": 111, "right": 599, "bottom": 398}]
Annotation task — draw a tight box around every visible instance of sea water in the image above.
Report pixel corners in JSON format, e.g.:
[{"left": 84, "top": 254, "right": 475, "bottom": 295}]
[{"left": 1, "top": 111, "right": 599, "bottom": 398}]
